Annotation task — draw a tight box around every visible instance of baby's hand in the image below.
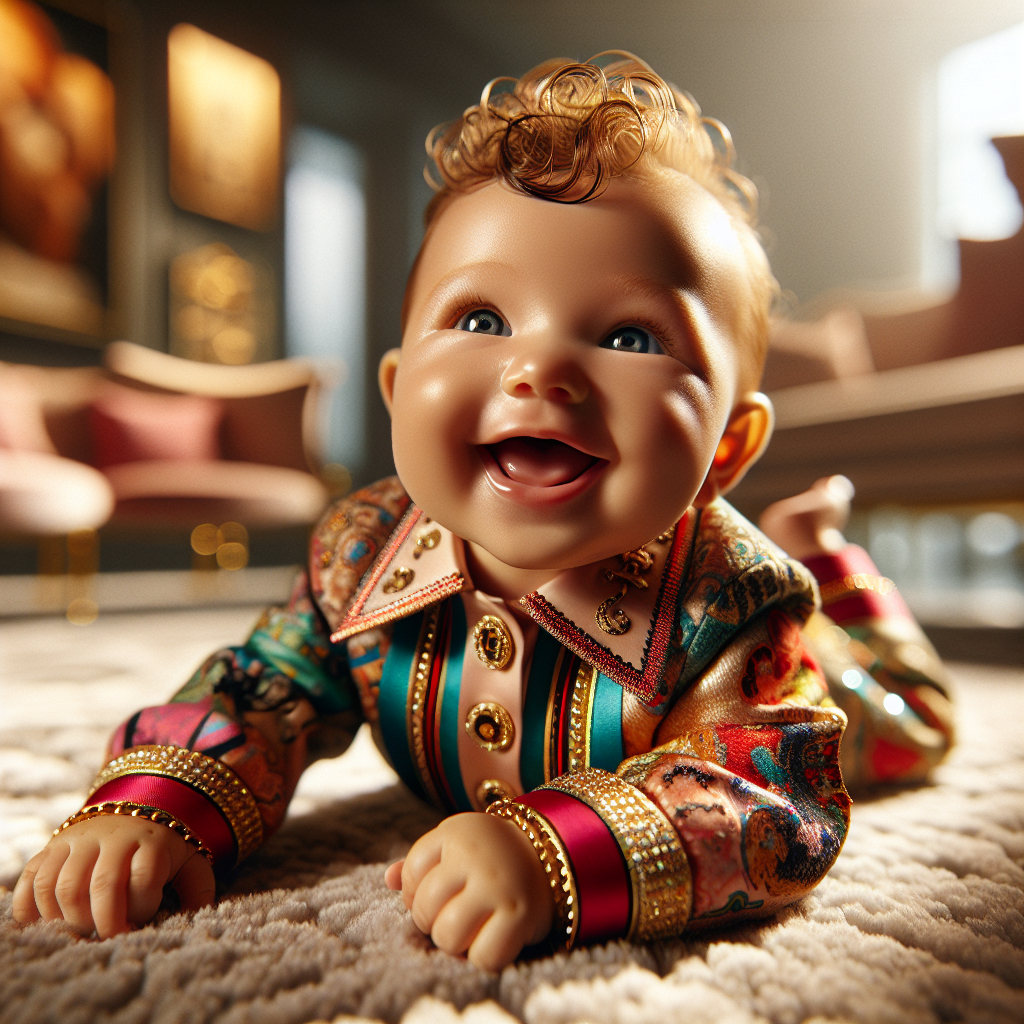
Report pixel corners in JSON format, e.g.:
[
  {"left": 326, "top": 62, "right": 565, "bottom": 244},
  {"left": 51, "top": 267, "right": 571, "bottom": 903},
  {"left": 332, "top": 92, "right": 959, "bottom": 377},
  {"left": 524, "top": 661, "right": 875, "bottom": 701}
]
[
  {"left": 385, "top": 811, "right": 553, "bottom": 971},
  {"left": 13, "top": 814, "right": 215, "bottom": 938}
]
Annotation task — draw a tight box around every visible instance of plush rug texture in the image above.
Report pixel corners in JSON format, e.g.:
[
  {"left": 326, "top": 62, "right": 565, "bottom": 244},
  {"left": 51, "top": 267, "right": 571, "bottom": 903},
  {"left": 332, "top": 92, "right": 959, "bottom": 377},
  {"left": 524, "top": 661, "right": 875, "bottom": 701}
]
[{"left": 0, "top": 606, "right": 1022, "bottom": 1024}]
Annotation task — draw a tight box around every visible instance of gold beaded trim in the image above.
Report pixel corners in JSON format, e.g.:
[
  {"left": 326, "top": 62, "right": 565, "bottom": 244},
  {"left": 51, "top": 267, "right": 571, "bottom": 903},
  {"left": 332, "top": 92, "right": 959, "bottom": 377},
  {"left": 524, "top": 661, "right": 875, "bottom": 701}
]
[
  {"left": 543, "top": 767, "right": 692, "bottom": 942},
  {"left": 567, "top": 663, "right": 598, "bottom": 772},
  {"left": 819, "top": 573, "right": 896, "bottom": 606},
  {"left": 87, "top": 745, "right": 263, "bottom": 864},
  {"left": 407, "top": 603, "right": 443, "bottom": 807},
  {"left": 486, "top": 798, "right": 577, "bottom": 950},
  {"left": 54, "top": 801, "right": 215, "bottom": 866}
]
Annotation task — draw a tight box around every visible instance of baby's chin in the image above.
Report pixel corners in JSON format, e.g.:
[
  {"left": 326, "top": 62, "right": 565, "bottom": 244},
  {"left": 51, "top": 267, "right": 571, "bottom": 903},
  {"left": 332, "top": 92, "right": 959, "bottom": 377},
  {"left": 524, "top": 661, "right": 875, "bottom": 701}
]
[{"left": 459, "top": 516, "right": 666, "bottom": 575}]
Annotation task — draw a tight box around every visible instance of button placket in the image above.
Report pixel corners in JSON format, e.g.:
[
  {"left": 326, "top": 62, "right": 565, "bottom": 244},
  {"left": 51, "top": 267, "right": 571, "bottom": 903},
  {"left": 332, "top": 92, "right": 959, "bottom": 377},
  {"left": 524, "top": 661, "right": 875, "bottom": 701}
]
[{"left": 456, "top": 592, "right": 530, "bottom": 810}]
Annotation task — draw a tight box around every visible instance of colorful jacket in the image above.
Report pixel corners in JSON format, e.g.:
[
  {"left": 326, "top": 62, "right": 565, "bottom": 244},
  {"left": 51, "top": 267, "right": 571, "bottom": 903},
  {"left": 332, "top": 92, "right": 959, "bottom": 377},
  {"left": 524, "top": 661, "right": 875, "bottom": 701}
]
[{"left": 88, "top": 477, "right": 952, "bottom": 947}]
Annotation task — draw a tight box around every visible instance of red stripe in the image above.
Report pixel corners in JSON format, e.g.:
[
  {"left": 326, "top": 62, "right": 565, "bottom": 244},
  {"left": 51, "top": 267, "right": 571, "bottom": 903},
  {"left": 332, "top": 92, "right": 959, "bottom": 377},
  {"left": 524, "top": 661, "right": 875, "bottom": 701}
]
[
  {"left": 519, "top": 789, "right": 631, "bottom": 944},
  {"left": 90, "top": 775, "right": 236, "bottom": 868},
  {"left": 552, "top": 654, "right": 577, "bottom": 778}
]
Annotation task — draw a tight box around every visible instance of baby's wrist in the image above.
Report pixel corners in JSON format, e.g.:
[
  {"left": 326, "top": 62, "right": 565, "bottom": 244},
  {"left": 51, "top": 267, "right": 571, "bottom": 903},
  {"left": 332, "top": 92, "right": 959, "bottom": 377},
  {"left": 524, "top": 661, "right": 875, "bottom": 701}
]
[
  {"left": 54, "top": 801, "right": 215, "bottom": 865},
  {"left": 485, "top": 798, "right": 577, "bottom": 950},
  {"left": 83, "top": 744, "right": 263, "bottom": 871}
]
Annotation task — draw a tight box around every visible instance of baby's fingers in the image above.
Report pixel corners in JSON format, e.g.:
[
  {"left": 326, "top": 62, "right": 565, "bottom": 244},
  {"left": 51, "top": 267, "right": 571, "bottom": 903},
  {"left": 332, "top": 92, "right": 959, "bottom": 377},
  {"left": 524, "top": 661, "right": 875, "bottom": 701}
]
[
  {"left": 12, "top": 848, "right": 53, "bottom": 923},
  {"left": 384, "top": 860, "right": 404, "bottom": 890},
  {"left": 90, "top": 844, "right": 135, "bottom": 939},
  {"left": 171, "top": 852, "right": 216, "bottom": 912},
  {"left": 410, "top": 862, "right": 466, "bottom": 937},
  {"left": 53, "top": 844, "right": 102, "bottom": 935},
  {"left": 466, "top": 906, "right": 533, "bottom": 973},
  {"left": 429, "top": 890, "right": 491, "bottom": 958},
  {"left": 400, "top": 831, "right": 445, "bottom": 909},
  {"left": 125, "top": 839, "right": 172, "bottom": 927}
]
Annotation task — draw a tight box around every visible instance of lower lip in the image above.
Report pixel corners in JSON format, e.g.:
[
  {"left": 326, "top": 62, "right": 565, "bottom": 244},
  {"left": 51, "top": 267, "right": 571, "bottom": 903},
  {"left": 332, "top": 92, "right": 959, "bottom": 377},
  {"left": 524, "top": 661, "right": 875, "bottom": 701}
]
[{"left": 476, "top": 447, "right": 609, "bottom": 507}]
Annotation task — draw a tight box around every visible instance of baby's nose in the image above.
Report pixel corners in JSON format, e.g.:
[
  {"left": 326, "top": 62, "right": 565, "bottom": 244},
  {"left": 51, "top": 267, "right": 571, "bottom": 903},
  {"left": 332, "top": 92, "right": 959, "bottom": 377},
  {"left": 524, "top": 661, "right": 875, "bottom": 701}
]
[{"left": 500, "top": 348, "right": 589, "bottom": 404}]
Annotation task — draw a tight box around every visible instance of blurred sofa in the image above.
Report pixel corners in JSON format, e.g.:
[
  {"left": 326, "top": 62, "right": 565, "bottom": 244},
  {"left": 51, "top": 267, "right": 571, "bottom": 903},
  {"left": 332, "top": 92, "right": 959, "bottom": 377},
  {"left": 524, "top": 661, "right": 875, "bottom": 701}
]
[
  {"left": 733, "top": 135, "right": 1024, "bottom": 517},
  {"left": 0, "top": 341, "right": 334, "bottom": 545}
]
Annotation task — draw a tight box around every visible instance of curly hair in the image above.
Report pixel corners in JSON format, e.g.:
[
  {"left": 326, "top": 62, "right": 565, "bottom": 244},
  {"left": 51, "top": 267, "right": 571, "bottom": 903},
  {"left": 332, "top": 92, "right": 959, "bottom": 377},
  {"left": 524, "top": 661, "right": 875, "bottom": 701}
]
[{"left": 423, "top": 52, "right": 776, "bottom": 374}]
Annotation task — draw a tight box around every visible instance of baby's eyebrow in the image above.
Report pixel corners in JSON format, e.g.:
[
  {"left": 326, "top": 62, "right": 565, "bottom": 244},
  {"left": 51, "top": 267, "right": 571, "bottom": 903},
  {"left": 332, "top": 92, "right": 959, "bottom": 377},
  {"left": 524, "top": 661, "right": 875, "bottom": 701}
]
[
  {"left": 411, "top": 261, "right": 516, "bottom": 317},
  {"left": 609, "top": 274, "right": 689, "bottom": 310}
]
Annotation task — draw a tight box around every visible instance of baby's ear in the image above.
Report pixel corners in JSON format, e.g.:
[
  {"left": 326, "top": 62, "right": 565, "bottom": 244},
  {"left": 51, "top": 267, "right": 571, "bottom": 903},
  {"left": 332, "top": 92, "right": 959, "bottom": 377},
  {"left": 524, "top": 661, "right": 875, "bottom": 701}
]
[
  {"left": 693, "top": 393, "right": 774, "bottom": 507},
  {"left": 378, "top": 349, "right": 401, "bottom": 416}
]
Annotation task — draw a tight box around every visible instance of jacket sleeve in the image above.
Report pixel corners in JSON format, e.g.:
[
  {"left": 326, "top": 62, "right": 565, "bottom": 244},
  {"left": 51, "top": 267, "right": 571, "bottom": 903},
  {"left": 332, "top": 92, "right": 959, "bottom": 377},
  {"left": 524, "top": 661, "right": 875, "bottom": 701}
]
[
  {"left": 93, "top": 570, "right": 363, "bottom": 866},
  {"left": 509, "top": 606, "right": 850, "bottom": 947},
  {"left": 87, "top": 479, "right": 410, "bottom": 871},
  {"left": 799, "top": 545, "right": 954, "bottom": 789}
]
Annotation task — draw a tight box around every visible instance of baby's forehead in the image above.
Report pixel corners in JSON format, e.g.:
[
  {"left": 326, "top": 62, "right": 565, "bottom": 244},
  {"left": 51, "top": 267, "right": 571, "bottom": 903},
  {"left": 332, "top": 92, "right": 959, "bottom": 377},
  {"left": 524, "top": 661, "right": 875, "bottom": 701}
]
[{"left": 420, "top": 175, "right": 738, "bottom": 281}]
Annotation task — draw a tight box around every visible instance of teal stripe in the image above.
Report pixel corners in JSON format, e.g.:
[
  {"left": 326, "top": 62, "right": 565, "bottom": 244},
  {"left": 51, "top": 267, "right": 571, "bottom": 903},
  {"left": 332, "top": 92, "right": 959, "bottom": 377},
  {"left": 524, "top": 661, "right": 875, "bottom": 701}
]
[
  {"left": 589, "top": 672, "right": 624, "bottom": 772},
  {"left": 377, "top": 612, "right": 426, "bottom": 801},
  {"left": 438, "top": 599, "right": 471, "bottom": 811},
  {"left": 521, "top": 630, "right": 562, "bottom": 791}
]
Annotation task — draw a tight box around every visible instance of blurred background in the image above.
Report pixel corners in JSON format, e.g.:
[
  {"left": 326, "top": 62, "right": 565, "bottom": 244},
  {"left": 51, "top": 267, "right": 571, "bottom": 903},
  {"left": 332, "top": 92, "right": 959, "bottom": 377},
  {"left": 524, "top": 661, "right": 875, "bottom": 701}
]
[{"left": 0, "top": 0, "right": 1021, "bottom": 663}]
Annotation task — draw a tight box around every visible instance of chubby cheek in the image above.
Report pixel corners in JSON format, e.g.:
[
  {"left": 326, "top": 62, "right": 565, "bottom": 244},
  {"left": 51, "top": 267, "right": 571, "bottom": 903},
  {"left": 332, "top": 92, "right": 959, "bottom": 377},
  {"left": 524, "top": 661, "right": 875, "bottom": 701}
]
[
  {"left": 390, "top": 349, "right": 482, "bottom": 503},
  {"left": 610, "top": 386, "right": 716, "bottom": 524}
]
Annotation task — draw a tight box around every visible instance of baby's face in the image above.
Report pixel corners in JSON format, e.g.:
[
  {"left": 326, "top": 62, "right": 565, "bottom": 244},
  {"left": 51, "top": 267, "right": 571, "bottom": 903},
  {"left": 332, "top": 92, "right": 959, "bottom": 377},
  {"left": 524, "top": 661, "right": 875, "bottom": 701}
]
[{"left": 387, "top": 174, "right": 756, "bottom": 573}]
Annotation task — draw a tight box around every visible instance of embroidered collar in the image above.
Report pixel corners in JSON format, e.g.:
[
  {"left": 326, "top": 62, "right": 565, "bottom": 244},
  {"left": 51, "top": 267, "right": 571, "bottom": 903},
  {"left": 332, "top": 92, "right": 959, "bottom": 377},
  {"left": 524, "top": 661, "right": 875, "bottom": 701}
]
[{"left": 330, "top": 503, "right": 698, "bottom": 701}]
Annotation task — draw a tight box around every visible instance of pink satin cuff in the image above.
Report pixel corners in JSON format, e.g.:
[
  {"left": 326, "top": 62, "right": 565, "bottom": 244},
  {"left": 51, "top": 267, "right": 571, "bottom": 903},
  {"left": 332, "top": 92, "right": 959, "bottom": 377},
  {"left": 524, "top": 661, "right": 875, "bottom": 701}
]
[
  {"left": 90, "top": 775, "right": 236, "bottom": 868},
  {"left": 518, "top": 789, "right": 631, "bottom": 943},
  {"left": 803, "top": 545, "right": 912, "bottom": 623}
]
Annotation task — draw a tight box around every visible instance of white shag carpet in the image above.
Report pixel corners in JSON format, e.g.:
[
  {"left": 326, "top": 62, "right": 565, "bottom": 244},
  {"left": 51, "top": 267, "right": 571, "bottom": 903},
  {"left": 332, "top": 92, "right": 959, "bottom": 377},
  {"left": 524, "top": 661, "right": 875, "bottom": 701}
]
[{"left": 0, "top": 606, "right": 1022, "bottom": 1024}]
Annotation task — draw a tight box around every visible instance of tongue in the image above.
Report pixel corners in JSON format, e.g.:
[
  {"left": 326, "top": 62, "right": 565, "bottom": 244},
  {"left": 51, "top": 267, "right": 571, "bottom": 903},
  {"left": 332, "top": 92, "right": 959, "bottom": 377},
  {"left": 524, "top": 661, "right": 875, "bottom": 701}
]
[{"left": 489, "top": 437, "right": 595, "bottom": 487}]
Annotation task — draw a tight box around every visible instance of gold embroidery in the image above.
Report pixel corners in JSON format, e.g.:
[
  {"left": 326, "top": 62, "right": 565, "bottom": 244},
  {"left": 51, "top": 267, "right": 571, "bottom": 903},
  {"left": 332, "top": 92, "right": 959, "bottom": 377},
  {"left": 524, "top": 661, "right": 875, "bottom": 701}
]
[
  {"left": 413, "top": 528, "right": 441, "bottom": 558},
  {"left": 652, "top": 525, "right": 676, "bottom": 546},
  {"left": 596, "top": 546, "right": 655, "bottom": 635},
  {"left": 88, "top": 745, "right": 264, "bottom": 864},
  {"left": 544, "top": 767, "right": 692, "bottom": 941},
  {"left": 472, "top": 614, "right": 515, "bottom": 670},
  {"left": 466, "top": 701, "right": 515, "bottom": 751},
  {"left": 819, "top": 573, "right": 896, "bottom": 606},
  {"left": 407, "top": 604, "right": 442, "bottom": 806},
  {"left": 486, "top": 798, "right": 578, "bottom": 950},
  {"left": 383, "top": 566, "right": 415, "bottom": 593},
  {"left": 567, "top": 662, "right": 598, "bottom": 772},
  {"left": 319, "top": 549, "right": 334, "bottom": 567}
]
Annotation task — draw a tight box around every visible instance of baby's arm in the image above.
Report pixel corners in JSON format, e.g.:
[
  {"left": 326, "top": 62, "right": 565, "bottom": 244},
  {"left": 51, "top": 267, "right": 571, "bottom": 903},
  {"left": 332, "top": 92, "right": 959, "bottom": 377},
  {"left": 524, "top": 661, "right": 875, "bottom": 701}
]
[{"left": 14, "top": 571, "right": 362, "bottom": 935}]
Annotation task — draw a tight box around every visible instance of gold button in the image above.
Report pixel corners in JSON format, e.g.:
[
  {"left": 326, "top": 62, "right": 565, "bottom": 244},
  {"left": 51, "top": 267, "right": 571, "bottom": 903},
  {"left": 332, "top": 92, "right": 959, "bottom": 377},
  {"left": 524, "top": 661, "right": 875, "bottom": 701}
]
[
  {"left": 472, "top": 615, "right": 514, "bottom": 670},
  {"left": 476, "top": 779, "right": 514, "bottom": 806},
  {"left": 466, "top": 701, "right": 515, "bottom": 751}
]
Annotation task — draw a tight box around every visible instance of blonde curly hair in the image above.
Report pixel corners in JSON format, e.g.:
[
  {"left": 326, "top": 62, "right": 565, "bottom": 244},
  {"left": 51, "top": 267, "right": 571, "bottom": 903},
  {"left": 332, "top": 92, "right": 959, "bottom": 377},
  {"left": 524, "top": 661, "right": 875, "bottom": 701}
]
[{"left": 422, "top": 52, "right": 777, "bottom": 372}]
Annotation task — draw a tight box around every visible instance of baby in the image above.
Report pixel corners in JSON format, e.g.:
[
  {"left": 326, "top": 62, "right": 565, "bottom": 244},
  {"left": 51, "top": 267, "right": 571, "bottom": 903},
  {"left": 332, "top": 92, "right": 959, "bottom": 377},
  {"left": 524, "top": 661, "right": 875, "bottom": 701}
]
[{"left": 14, "top": 54, "right": 953, "bottom": 970}]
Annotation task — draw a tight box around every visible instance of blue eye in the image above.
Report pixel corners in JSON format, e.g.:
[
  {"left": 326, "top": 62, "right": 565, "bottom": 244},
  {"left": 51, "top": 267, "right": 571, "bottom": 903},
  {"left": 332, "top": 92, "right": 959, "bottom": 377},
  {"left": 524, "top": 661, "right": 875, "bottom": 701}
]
[
  {"left": 601, "top": 327, "right": 664, "bottom": 355},
  {"left": 456, "top": 309, "right": 508, "bottom": 335}
]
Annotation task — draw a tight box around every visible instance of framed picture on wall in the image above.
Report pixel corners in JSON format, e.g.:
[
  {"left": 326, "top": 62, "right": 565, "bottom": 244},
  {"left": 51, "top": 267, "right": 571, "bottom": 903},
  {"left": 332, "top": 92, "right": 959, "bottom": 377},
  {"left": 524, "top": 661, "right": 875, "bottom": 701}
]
[{"left": 0, "top": 0, "right": 114, "bottom": 343}]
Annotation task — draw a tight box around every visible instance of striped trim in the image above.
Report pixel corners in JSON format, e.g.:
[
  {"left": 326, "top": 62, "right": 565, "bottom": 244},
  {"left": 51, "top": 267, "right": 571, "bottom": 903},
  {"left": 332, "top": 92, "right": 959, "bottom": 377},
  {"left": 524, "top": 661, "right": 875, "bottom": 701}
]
[
  {"left": 437, "top": 597, "right": 471, "bottom": 811},
  {"left": 521, "top": 630, "right": 562, "bottom": 792},
  {"left": 568, "top": 663, "right": 599, "bottom": 772},
  {"left": 408, "top": 604, "right": 444, "bottom": 808},
  {"left": 545, "top": 648, "right": 581, "bottom": 781},
  {"left": 377, "top": 612, "right": 426, "bottom": 802},
  {"left": 589, "top": 673, "right": 625, "bottom": 773}
]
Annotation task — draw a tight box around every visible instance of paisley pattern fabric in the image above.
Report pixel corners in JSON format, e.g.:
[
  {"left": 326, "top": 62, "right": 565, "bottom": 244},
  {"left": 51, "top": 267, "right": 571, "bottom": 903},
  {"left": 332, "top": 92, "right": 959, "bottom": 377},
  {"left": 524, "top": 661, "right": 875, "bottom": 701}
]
[{"left": 103, "top": 476, "right": 952, "bottom": 939}]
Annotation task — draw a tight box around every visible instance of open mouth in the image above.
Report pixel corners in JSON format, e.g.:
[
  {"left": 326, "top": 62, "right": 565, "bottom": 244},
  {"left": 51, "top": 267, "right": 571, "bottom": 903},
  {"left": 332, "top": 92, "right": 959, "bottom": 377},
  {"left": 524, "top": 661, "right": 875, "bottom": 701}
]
[{"left": 484, "top": 437, "right": 602, "bottom": 488}]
